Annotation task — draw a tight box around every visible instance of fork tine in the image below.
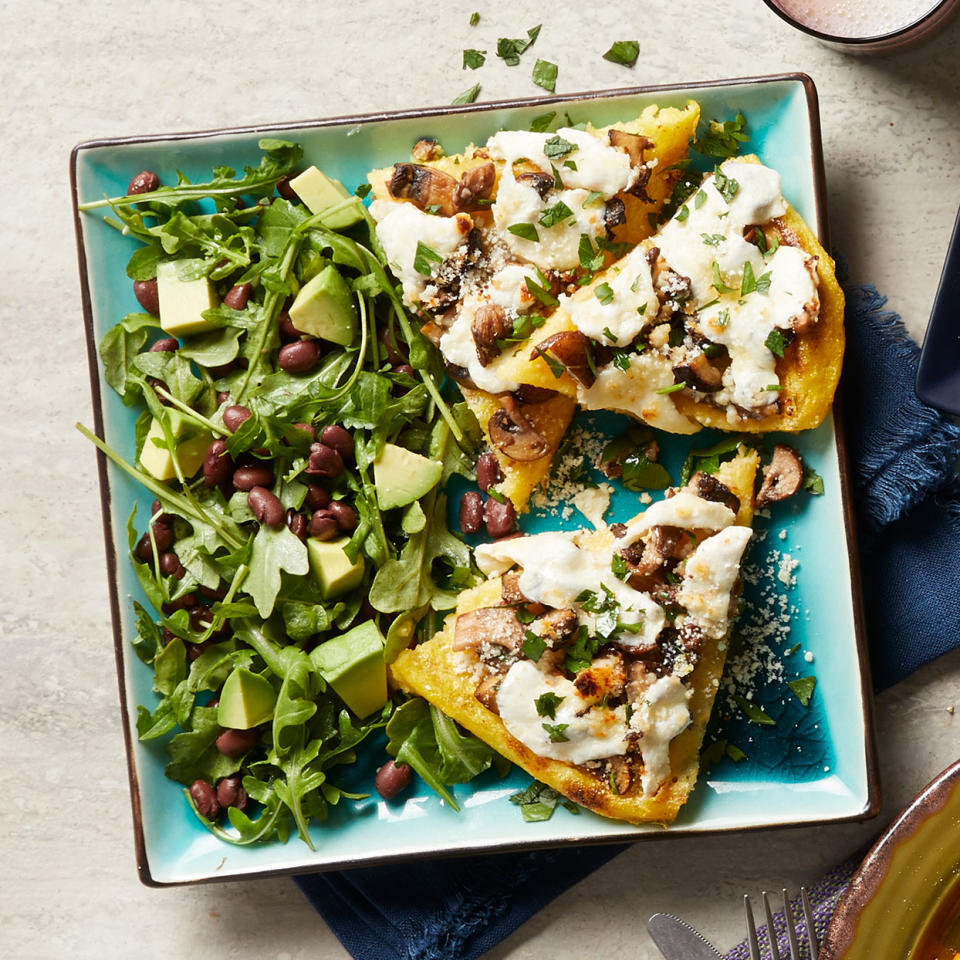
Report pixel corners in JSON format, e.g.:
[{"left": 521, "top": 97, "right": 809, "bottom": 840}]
[
  {"left": 744, "top": 895, "right": 763, "bottom": 960},
  {"left": 782, "top": 889, "right": 802, "bottom": 960},
  {"left": 762, "top": 892, "right": 782, "bottom": 960},
  {"left": 801, "top": 887, "right": 819, "bottom": 960}
]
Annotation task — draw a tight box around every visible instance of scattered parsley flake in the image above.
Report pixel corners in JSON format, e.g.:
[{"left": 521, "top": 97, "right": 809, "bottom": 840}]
[
  {"left": 542, "top": 722, "right": 570, "bottom": 743},
  {"left": 694, "top": 189, "right": 707, "bottom": 209},
  {"left": 725, "top": 743, "right": 748, "bottom": 762},
  {"left": 529, "top": 111, "right": 556, "bottom": 133},
  {"left": 656, "top": 381, "right": 686, "bottom": 395},
  {"left": 676, "top": 204, "right": 689, "bottom": 222},
  {"left": 602, "top": 40, "right": 640, "bottom": 66},
  {"left": 765, "top": 329, "right": 786, "bottom": 358},
  {"left": 788, "top": 676, "right": 817, "bottom": 707},
  {"left": 712, "top": 262, "right": 736, "bottom": 293},
  {"left": 496, "top": 24, "right": 541, "bottom": 66},
  {"left": 354, "top": 183, "right": 372, "bottom": 199},
  {"left": 594, "top": 282, "right": 615, "bottom": 305},
  {"left": 701, "top": 232, "right": 724, "bottom": 246},
  {"left": 713, "top": 167, "right": 740, "bottom": 203},
  {"left": 452, "top": 83, "right": 481, "bottom": 105},
  {"left": 692, "top": 111, "right": 749, "bottom": 159},
  {"left": 521, "top": 630, "right": 547, "bottom": 662},
  {"left": 462, "top": 49, "right": 486, "bottom": 70},
  {"left": 532, "top": 59, "right": 557, "bottom": 93},
  {"left": 413, "top": 241, "right": 443, "bottom": 276},
  {"left": 508, "top": 222, "right": 539, "bottom": 242},
  {"left": 611, "top": 554, "right": 629, "bottom": 580},
  {"left": 516, "top": 606, "right": 536, "bottom": 624},
  {"left": 803, "top": 466, "right": 825, "bottom": 495},
  {"left": 469, "top": 11, "right": 479, "bottom": 25},
  {"left": 539, "top": 200, "right": 574, "bottom": 228},
  {"left": 734, "top": 694, "right": 776, "bottom": 726},
  {"left": 544, "top": 135, "right": 577, "bottom": 160},
  {"left": 583, "top": 190, "right": 605, "bottom": 207},
  {"left": 535, "top": 692, "right": 564, "bottom": 719},
  {"left": 602, "top": 326, "right": 617, "bottom": 342},
  {"left": 578, "top": 234, "right": 603, "bottom": 272}
]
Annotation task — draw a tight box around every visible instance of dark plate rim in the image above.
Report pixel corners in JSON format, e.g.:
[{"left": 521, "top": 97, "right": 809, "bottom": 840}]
[{"left": 70, "top": 71, "right": 880, "bottom": 888}]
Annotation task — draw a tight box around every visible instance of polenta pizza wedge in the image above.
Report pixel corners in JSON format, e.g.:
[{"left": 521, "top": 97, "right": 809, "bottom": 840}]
[
  {"left": 390, "top": 450, "right": 759, "bottom": 823},
  {"left": 366, "top": 103, "right": 700, "bottom": 509}
]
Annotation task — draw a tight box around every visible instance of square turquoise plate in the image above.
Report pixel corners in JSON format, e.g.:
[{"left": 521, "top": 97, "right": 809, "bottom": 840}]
[{"left": 72, "top": 73, "right": 879, "bottom": 886}]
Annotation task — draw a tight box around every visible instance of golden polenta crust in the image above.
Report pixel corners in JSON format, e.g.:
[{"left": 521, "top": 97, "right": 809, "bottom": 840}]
[{"left": 389, "top": 451, "right": 759, "bottom": 824}]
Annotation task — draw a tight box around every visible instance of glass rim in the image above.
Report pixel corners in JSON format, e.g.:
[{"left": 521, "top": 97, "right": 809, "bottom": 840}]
[{"left": 760, "top": 0, "right": 952, "bottom": 44}]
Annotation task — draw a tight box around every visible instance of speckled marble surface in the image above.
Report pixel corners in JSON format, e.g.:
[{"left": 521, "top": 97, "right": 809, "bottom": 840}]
[{"left": 2, "top": 1, "right": 959, "bottom": 957}]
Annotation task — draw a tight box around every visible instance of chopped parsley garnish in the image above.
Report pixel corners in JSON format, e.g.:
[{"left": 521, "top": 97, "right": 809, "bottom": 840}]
[
  {"left": 532, "top": 59, "right": 558, "bottom": 93},
  {"left": 803, "top": 466, "right": 825, "bottom": 495},
  {"left": 712, "top": 262, "right": 737, "bottom": 293},
  {"left": 564, "top": 625, "right": 600, "bottom": 675},
  {"left": 538, "top": 200, "right": 574, "bottom": 227},
  {"left": 525, "top": 272, "right": 559, "bottom": 307},
  {"left": 413, "top": 241, "right": 443, "bottom": 276},
  {"left": 550, "top": 162, "right": 565, "bottom": 190},
  {"left": 424, "top": 203, "right": 441, "bottom": 215},
  {"left": 692, "top": 112, "right": 748, "bottom": 159},
  {"left": 602, "top": 40, "right": 640, "bottom": 67},
  {"left": 764, "top": 384, "right": 784, "bottom": 391},
  {"left": 713, "top": 167, "right": 740, "bottom": 203},
  {"left": 611, "top": 554, "right": 629, "bottom": 580},
  {"left": 452, "top": 83, "right": 481, "bottom": 105},
  {"left": 544, "top": 135, "right": 578, "bottom": 160},
  {"left": 583, "top": 190, "right": 605, "bottom": 207},
  {"left": 765, "top": 328, "right": 786, "bottom": 358},
  {"left": 542, "top": 722, "right": 570, "bottom": 743},
  {"left": 612, "top": 350, "right": 632, "bottom": 371},
  {"left": 597, "top": 235, "right": 633, "bottom": 258},
  {"left": 529, "top": 111, "right": 557, "bottom": 132},
  {"left": 496, "top": 24, "right": 542, "bottom": 66},
  {"left": 734, "top": 694, "right": 776, "bottom": 726},
  {"left": 741, "top": 260, "right": 772, "bottom": 296},
  {"left": 521, "top": 630, "right": 547, "bottom": 662},
  {"left": 534, "top": 345, "right": 567, "bottom": 380},
  {"left": 508, "top": 222, "right": 539, "bottom": 242},
  {"left": 716, "top": 307, "right": 731, "bottom": 329},
  {"left": 578, "top": 237, "right": 601, "bottom": 278},
  {"left": 509, "top": 781, "right": 579, "bottom": 822},
  {"left": 594, "top": 282, "right": 615, "bottom": 305},
  {"left": 694, "top": 189, "right": 707, "bottom": 209},
  {"left": 563, "top": 159, "right": 578, "bottom": 170},
  {"left": 469, "top": 11, "right": 480, "bottom": 25},
  {"left": 354, "top": 183, "right": 372, "bottom": 199},
  {"left": 701, "top": 232, "right": 724, "bottom": 246},
  {"left": 602, "top": 326, "right": 617, "bottom": 342},
  {"left": 788, "top": 676, "right": 817, "bottom": 707},
  {"left": 486, "top": 487, "right": 507, "bottom": 504},
  {"left": 726, "top": 743, "right": 748, "bottom": 762},
  {"left": 462, "top": 48, "right": 486, "bottom": 70},
  {"left": 702, "top": 343, "right": 724, "bottom": 358},
  {"left": 656, "top": 381, "right": 686, "bottom": 395},
  {"left": 535, "top": 692, "right": 565, "bottom": 719},
  {"left": 516, "top": 606, "right": 536, "bottom": 624}
]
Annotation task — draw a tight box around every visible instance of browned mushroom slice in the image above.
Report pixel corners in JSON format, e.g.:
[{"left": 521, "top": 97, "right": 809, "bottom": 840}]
[
  {"left": 412, "top": 138, "right": 443, "bottom": 162},
  {"left": 488, "top": 396, "right": 551, "bottom": 462},
  {"left": 607, "top": 129, "right": 653, "bottom": 166},
  {"left": 672, "top": 352, "right": 723, "bottom": 393},
  {"left": 388, "top": 163, "right": 459, "bottom": 215},
  {"left": 454, "top": 162, "right": 496, "bottom": 211},
  {"left": 513, "top": 384, "right": 557, "bottom": 405},
  {"left": 693, "top": 472, "right": 741, "bottom": 515},
  {"left": 607, "top": 755, "right": 632, "bottom": 795},
  {"left": 755, "top": 443, "right": 804, "bottom": 507},
  {"left": 445, "top": 362, "right": 478, "bottom": 390},
  {"left": 419, "top": 320, "right": 445, "bottom": 346},
  {"left": 501, "top": 570, "right": 529, "bottom": 604},
  {"left": 622, "top": 525, "right": 693, "bottom": 592},
  {"left": 516, "top": 170, "right": 554, "bottom": 199},
  {"left": 474, "top": 670, "right": 506, "bottom": 713},
  {"left": 531, "top": 330, "right": 596, "bottom": 388},
  {"left": 453, "top": 606, "right": 525, "bottom": 654},
  {"left": 534, "top": 608, "right": 579, "bottom": 644},
  {"left": 471, "top": 303, "right": 514, "bottom": 366},
  {"left": 604, "top": 197, "right": 627, "bottom": 237}
]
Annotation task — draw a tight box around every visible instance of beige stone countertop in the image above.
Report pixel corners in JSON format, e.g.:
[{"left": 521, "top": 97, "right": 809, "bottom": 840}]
[{"left": 3, "top": 1, "right": 959, "bottom": 957}]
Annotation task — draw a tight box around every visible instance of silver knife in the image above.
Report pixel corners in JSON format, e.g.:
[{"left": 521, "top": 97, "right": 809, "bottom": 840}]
[{"left": 647, "top": 913, "right": 724, "bottom": 960}]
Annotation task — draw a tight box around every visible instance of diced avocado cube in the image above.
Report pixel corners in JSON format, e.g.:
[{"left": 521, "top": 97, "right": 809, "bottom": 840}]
[
  {"left": 139, "top": 408, "right": 212, "bottom": 481},
  {"left": 289, "top": 166, "right": 364, "bottom": 229},
  {"left": 156, "top": 260, "right": 218, "bottom": 338},
  {"left": 288, "top": 265, "right": 358, "bottom": 345},
  {"left": 310, "top": 620, "right": 387, "bottom": 718},
  {"left": 217, "top": 667, "right": 276, "bottom": 729},
  {"left": 306, "top": 535, "right": 365, "bottom": 599},
  {"left": 373, "top": 443, "right": 443, "bottom": 510}
]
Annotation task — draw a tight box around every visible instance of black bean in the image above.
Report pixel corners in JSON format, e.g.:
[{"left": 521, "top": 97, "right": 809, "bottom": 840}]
[
  {"left": 223, "top": 283, "right": 252, "bottom": 310},
  {"left": 247, "top": 486, "right": 284, "bottom": 527},
  {"left": 328, "top": 500, "right": 358, "bottom": 533},
  {"left": 278, "top": 339, "right": 320, "bottom": 373},
  {"left": 215, "top": 727, "right": 259, "bottom": 758},
  {"left": 222, "top": 404, "right": 252, "bottom": 433},
  {"left": 304, "top": 484, "right": 331, "bottom": 510},
  {"left": 320, "top": 424, "right": 354, "bottom": 459},
  {"left": 393, "top": 364, "right": 416, "bottom": 378},
  {"left": 162, "top": 593, "right": 196, "bottom": 615},
  {"left": 232, "top": 463, "right": 273, "bottom": 491},
  {"left": 484, "top": 497, "right": 516, "bottom": 539},
  {"left": 308, "top": 509, "right": 339, "bottom": 541},
  {"left": 186, "top": 642, "right": 205, "bottom": 661},
  {"left": 133, "top": 279, "right": 160, "bottom": 316},
  {"left": 286, "top": 509, "right": 308, "bottom": 540},
  {"left": 189, "top": 779, "right": 220, "bottom": 818},
  {"left": 149, "top": 336, "right": 178, "bottom": 353},
  {"left": 476, "top": 452, "right": 504, "bottom": 493},
  {"left": 199, "top": 582, "right": 227, "bottom": 601},
  {"left": 203, "top": 438, "right": 233, "bottom": 488},
  {"left": 306, "top": 443, "right": 344, "bottom": 478},
  {"left": 375, "top": 760, "right": 412, "bottom": 800},
  {"left": 159, "top": 552, "right": 185, "bottom": 579},
  {"left": 135, "top": 523, "right": 172, "bottom": 562},
  {"left": 187, "top": 605, "right": 213, "bottom": 632},
  {"left": 216, "top": 391, "right": 231, "bottom": 406},
  {"left": 276, "top": 174, "right": 298, "bottom": 201},
  {"left": 216, "top": 775, "right": 248, "bottom": 811},
  {"left": 151, "top": 500, "right": 174, "bottom": 524},
  {"left": 277, "top": 312, "right": 300, "bottom": 341},
  {"left": 459, "top": 492, "right": 484, "bottom": 534},
  {"left": 127, "top": 170, "right": 160, "bottom": 195}
]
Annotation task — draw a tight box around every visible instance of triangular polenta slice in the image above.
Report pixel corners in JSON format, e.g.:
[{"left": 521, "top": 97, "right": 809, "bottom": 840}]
[
  {"left": 367, "top": 103, "right": 700, "bottom": 509},
  {"left": 390, "top": 449, "right": 759, "bottom": 823}
]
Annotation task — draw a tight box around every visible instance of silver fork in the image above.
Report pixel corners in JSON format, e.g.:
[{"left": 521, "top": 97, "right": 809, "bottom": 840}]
[{"left": 743, "top": 888, "right": 819, "bottom": 960}]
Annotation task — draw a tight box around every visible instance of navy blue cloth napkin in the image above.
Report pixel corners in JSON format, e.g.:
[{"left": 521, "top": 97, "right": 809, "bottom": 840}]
[{"left": 295, "top": 284, "right": 960, "bottom": 960}]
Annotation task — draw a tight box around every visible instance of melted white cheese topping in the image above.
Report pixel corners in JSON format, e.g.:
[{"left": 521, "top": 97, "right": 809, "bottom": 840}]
[
  {"left": 496, "top": 660, "right": 630, "bottom": 765},
  {"left": 623, "top": 490, "right": 736, "bottom": 544},
  {"left": 678, "top": 525, "right": 753, "bottom": 639},
  {"left": 371, "top": 200, "right": 470, "bottom": 301},
  {"left": 438, "top": 296, "right": 520, "bottom": 394},
  {"left": 562, "top": 246, "right": 660, "bottom": 347},
  {"left": 630, "top": 675, "right": 692, "bottom": 796}
]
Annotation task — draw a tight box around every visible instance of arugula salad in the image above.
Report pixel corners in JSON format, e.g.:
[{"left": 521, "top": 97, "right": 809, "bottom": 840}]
[{"left": 79, "top": 140, "right": 506, "bottom": 848}]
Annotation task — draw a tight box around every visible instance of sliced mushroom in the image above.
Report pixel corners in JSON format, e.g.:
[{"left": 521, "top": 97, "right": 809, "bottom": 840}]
[
  {"left": 626, "top": 660, "right": 657, "bottom": 702},
  {"left": 453, "top": 606, "right": 524, "bottom": 654},
  {"left": 534, "top": 608, "right": 579, "bottom": 644},
  {"left": 608, "top": 129, "right": 653, "bottom": 166},
  {"left": 454, "top": 162, "right": 496, "bottom": 210},
  {"left": 623, "top": 525, "right": 693, "bottom": 592},
  {"left": 516, "top": 170, "right": 554, "bottom": 199},
  {"left": 445, "top": 362, "right": 478, "bottom": 390},
  {"left": 672, "top": 353, "right": 723, "bottom": 393},
  {"left": 471, "top": 303, "right": 513, "bottom": 366},
  {"left": 531, "top": 330, "right": 596, "bottom": 388},
  {"left": 487, "top": 396, "right": 550, "bottom": 462},
  {"left": 388, "top": 163, "right": 458, "bottom": 215},
  {"left": 419, "top": 320, "right": 445, "bottom": 346},
  {"left": 474, "top": 670, "right": 506, "bottom": 713},
  {"left": 513, "top": 384, "right": 557, "bottom": 405},
  {"left": 755, "top": 443, "right": 804, "bottom": 507},
  {"left": 501, "top": 570, "right": 529, "bottom": 604},
  {"left": 693, "top": 472, "right": 741, "bottom": 515},
  {"left": 412, "top": 138, "right": 443, "bottom": 162},
  {"left": 771, "top": 216, "right": 803, "bottom": 248},
  {"left": 677, "top": 622, "right": 704, "bottom": 654},
  {"left": 574, "top": 652, "right": 626, "bottom": 704},
  {"left": 603, "top": 197, "right": 627, "bottom": 237},
  {"left": 607, "top": 755, "right": 632, "bottom": 795}
]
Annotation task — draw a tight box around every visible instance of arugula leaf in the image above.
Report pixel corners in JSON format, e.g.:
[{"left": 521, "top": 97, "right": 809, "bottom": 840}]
[
  {"left": 385, "top": 699, "right": 459, "bottom": 809},
  {"left": 602, "top": 40, "right": 639, "bottom": 66},
  {"left": 532, "top": 59, "right": 558, "bottom": 93},
  {"left": 246, "top": 524, "right": 309, "bottom": 618},
  {"left": 509, "top": 781, "right": 580, "bottom": 821}
]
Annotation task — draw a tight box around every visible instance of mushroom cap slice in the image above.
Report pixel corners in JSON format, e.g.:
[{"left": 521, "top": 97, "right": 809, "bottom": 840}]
[
  {"left": 755, "top": 443, "right": 804, "bottom": 507},
  {"left": 487, "top": 395, "right": 551, "bottom": 462}
]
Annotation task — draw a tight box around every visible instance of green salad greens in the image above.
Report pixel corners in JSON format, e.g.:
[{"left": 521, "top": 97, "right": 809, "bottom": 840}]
[{"left": 79, "top": 139, "right": 503, "bottom": 848}]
